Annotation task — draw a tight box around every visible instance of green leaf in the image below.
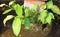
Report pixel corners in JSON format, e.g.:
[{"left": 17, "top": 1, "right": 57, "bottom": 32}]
[
  {"left": 24, "top": 18, "right": 30, "bottom": 30},
  {"left": 41, "top": 18, "right": 45, "bottom": 24},
  {"left": 21, "top": 19, "right": 24, "bottom": 25},
  {"left": 38, "top": 10, "right": 48, "bottom": 24},
  {"left": 3, "top": 15, "right": 14, "bottom": 26},
  {"left": 2, "top": 9, "right": 12, "bottom": 14},
  {"left": 32, "top": 3, "right": 38, "bottom": 10},
  {"left": 45, "top": 13, "right": 54, "bottom": 24},
  {"left": 40, "top": 4, "right": 46, "bottom": 9},
  {"left": 24, "top": 8, "right": 29, "bottom": 17},
  {"left": 40, "top": 10, "right": 48, "bottom": 18},
  {"left": 29, "top": 18, "right": 35, "bottom": 23},
  {"left": 38, "top": 10, "right": 47, "bottom": 20},
  {"left": 12, "top": 4, "right": 23, "bottom": 17},
  {"left": 12, "top": 17, "right": 21, "bottom": 36},
  {"left": 24, "top": 8, "right": 32, "bottom": 17},
  {"left": 51, "top": 5, "right": 60, "bottom": 15},
  {"left": 0, "top": 4, "right": 6, "bottom": 7},
  {"left": 9, "top": 1, "right": 15, "bottom": 6},
  {"left": 46, "top": 0, "right": 53, "bottom": 9}
]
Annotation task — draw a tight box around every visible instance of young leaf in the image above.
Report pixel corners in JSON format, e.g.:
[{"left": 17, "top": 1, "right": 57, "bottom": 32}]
[
  {"left": 0, "top": 4, "right": 6, "bottom": 7},
  {"left": 9, "top": 1, "right": 15, "bottom": 6},
  {"left": 38, "top": 10, "right": 48, "bottom": 24},
  {"left": 46, "top": 0, "right": 53, "bottom": 9},
  {"left": 12, "top": 17, "right": 21, "bottom": 36},
  {"left": 40, "top": 4, "right": 46, "bottom": 10},
  {"left": 3, "top": 15, "right": 14, "bottom": 26},
  {"left": 24, "top": 8, "right": 32, "bottom": 17},
  {"left": 38, "top": 10, "right": 47, "bottom": 20},
  {"left": 51, "top": 5, "right": 60, "bottom": 15},
  {"left": 24, "top": 8, "right": 29, "bottom": 17},
  {"left": 2, "top": 9, "right": 12, "bottom": 14},
  {"left": 45, "top": 13, "right": 54, "bottom": 24},
  {"left": 12, "top": 4, "right": 23, "bottom": 17},
  {"left": 24, "top": 18, "right": 30, "bottom": 30}
]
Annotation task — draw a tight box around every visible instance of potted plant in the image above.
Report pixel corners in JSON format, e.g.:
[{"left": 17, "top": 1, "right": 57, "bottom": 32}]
[{"left": 0, "top": 0, "right": 60, "bottom": 37}]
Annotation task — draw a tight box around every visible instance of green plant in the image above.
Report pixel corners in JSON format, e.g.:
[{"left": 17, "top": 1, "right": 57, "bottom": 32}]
[
  {"left": 0, "top": 0, "right": 60, "bottom": 36},
  {"left": 0, "top": 1, "right": 36, "bottom": 36},
  {"left": 38, "top": 0, "right": 60, "bottom": 24},
  {"left": 0, "top": 1, "right": 23, "bottom": 36},
  {"left": 24, "top": 0, "right": 60, "bottom": 25}
]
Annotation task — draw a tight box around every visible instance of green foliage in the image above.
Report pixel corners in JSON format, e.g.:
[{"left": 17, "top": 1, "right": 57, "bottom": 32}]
[
  {"left": 9, "top": 1, "right": 15, "bottom": 6},
  {"left": 21, "top": 19, "right": 24, "bottom": 25},
  {"left": 24, "top": 18, "right": 30, "bottom": 30},
  {"left": 1, "top": 0, "right": 60, "bottom": 36},
  {"left": 38, "top": 10, "right": 48, "bottom": 24},
  {"left": 2, "top": 1, "right": 23, "bottom": 36},
  {"left": 40, "top": 4, "right": 46, "bottom": 10},
  {"left": 51, "top": 5, "right": 60, "bottom": 15},
  {"left": 12, "top": 16, "right": 21, "bottom": 36},
  {"left": 0, "top": 4, "right": 6, "bottom": 7},
  {"left": 29, "top": 17, "right": 35, "bottom": 23},
  {"left": 2, "top": 9, "right": 12, "bottom": 14},
  {"left": 46, "top": 0, "right": 53, "bottom": 9},
  {"left": 38, "top": 10, "right": 54, "bottom": 24},
  {"left": 11, "top": 4, "right": 23, "bottom": 17},
  {"left": 3, "top": 15, "right": 14, "bottom": 26},
  {"left": 45, "top": 13, "right": 54, "bottom": 24},
  {"left": 24, "top": 7, "right": 32, "bottom": 17},
  {"left": 32, "top": 3, "right": 38, "bottom": 10}
]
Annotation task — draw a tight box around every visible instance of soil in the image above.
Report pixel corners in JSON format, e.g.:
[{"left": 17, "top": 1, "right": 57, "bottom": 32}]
[{"left": 0, "top": 24, "right": 52, "bottom": 37}]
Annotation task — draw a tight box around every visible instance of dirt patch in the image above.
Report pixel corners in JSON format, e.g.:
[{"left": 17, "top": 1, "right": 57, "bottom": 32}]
[{"left": 0, "top": 23, "right": 52, "bottom": 37}]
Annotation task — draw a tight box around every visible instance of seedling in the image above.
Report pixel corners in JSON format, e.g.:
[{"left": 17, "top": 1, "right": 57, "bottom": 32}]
[{"left": 1, "top": 1, "right": 23, "bottom": 36}]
